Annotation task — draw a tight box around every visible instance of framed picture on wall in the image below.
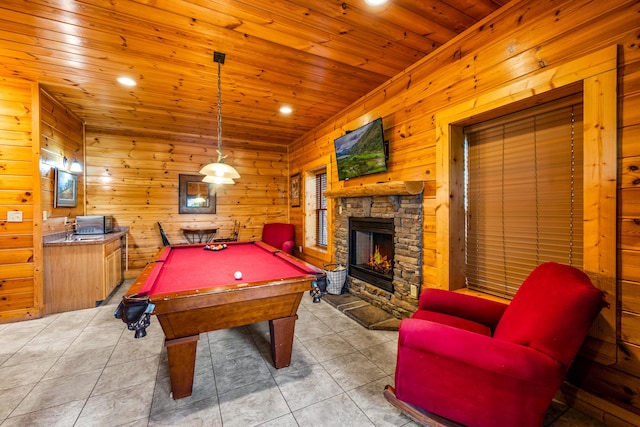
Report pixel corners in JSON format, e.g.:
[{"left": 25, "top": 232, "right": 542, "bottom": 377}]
[
  {"left": 179, "top": 174, "right": 216, "bottom": 214},
  {"left": 290, "top": 173, "right": 301, "bottom": 207},
  {"left": 53, "top": 168, "right": 78, "bottom": 208}
]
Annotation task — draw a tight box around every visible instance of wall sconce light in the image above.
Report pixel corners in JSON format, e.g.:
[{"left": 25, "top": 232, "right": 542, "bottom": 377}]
[
  {"left": 62, "top": 156, "right": 82, "bottom": 173},
  {"left": 70, "top": 160, "right": 83, "bottom": 173}
]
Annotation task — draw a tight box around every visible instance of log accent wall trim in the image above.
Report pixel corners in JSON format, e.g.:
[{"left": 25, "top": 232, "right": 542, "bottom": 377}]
[{"left": 323, "top": 181, "right": 424, "bottom": 198}]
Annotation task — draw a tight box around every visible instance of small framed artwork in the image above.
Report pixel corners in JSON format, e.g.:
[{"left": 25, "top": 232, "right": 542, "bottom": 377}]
[
  {"left": 290, "top": 173, "right": 301, "bottom": 207},
  {"left": 54, "top": 168, "right": 78, "bottom": 208},
  {"left": 179, "top": 174, "right": 216, "bottom": 214}
]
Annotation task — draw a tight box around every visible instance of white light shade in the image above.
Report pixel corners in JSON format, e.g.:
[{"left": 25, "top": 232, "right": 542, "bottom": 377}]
[
  {"left": 202, "top": 175, "right": 235, "bottom": 184},
  {"left": 199, "top": 162, "right": 241, "bottom": 179},
  {"left": 365, "top": 0, "right": 388, "bottom": 5},
  {"left": 69, "top": 160, "right": 83, "bottom": 173}
]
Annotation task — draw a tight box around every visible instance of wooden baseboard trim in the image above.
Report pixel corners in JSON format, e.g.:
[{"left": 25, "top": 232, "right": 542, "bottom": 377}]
[{"left": 560, "top": 383, "right": 640, "bottom": 427}]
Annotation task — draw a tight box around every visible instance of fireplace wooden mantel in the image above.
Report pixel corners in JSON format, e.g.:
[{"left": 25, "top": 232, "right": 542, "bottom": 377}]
[{"left": 323, "top": 181, "right": 424, "bottom": 199}]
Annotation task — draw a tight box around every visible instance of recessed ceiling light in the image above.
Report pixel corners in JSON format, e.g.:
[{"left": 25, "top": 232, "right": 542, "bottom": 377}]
[
  {"left": 365, "top": 0, "right": 388, "bottom": 5},
  {"left": 117, "top": 76, "right": 137, "bottom": 87},
  {"left": 280, "top": 105, "right": 293, "bottom": 115}
]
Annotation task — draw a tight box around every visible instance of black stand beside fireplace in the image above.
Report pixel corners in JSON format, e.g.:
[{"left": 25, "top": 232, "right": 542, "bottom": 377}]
[{"left": 348, "top": 217, "right": 394, "bottom": 293}]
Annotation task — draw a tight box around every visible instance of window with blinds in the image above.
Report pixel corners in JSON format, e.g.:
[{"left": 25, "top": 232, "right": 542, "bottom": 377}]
[
  {"left": 464, "top": 99, "right": 583, "bottom": 299},
  {"left": 315, "top": 172, "right": 327, "bottom": 248}
]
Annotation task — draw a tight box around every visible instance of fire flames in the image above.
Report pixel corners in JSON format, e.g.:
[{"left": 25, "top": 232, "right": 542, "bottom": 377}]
[{"left": 368, "top": 245, "right": 392, "bottom": 274}]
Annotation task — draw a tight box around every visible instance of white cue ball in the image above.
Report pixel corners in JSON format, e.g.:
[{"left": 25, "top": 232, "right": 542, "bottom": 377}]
[{"left": 234, "top": 271, "right": 243, "bottom": 280}]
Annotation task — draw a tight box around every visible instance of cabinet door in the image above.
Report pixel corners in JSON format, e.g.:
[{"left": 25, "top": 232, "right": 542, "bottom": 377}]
[
  {"left": 104, "top": 247, "right": 122, "bottom": 298},
  {"left": 44, "top": 244, "right": 102, "bottom": 314}
]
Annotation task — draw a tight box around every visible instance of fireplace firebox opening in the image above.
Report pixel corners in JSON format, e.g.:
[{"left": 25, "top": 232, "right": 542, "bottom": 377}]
[{"left": 349, "top": 217, "right": 394, "bottom": 293}]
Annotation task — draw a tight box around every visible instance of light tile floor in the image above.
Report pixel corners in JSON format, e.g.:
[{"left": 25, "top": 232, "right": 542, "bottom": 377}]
[{"left": 0, "top": 280, "right": 607, "bottom": 426}]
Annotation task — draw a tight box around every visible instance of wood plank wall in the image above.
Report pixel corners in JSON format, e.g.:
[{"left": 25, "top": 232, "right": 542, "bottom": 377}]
[
  {"left": 1, "top": 0, "right": 638, "bottom": 420},
  {"left": 83, "top": 131, "right": 290, "bottom": 276},
  {"left": 39, "top": 88, "right": 85, "bottom": 233},
  {"left": 289, "top": 0, "right": 640, "bottom": 421},
  {"left": 0, "top": 78, "right": 40, "bottom": 322}
]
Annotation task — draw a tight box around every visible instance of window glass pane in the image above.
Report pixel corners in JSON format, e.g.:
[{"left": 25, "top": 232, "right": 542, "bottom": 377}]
[{"left": 316, "top": 172, "right": 328, "bottom": 247}]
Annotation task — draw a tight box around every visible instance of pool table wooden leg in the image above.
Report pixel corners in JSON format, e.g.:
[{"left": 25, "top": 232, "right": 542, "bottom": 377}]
[
  {"left": 165, "top": 335, "right": 199, "bottom": 399},
  {"left": 269, "top": 315, "right": 298, "bottom": 368}
]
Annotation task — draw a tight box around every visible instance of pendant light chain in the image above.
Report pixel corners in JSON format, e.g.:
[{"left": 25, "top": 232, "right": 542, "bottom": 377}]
[
  {"left": 199, "top": 51, "right": 240, "bottom": 183},
  {"left": 216, "top": 59, "right": 225, "bottom": 163}
]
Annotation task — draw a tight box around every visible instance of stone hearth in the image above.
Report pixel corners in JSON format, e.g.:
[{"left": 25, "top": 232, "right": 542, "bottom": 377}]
[
  {"left": 333, "top": 193, "right": 422, "bottom": 319},
  {"left": 322, "top": 293, "right": 401, "bottom": 330}
]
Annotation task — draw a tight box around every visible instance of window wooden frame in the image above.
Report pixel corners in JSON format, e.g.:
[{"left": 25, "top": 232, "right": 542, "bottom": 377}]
[
  {"left": 435, "top": 46, "right": 617, "bottom": 365},
  {"left": 300, "top": 154, "right": 333, "bottom": 262}
]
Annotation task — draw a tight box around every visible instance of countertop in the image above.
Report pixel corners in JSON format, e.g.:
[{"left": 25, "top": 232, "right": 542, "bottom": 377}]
[{"left": 44, "top": 227, "right": 129, "bottom": 247}]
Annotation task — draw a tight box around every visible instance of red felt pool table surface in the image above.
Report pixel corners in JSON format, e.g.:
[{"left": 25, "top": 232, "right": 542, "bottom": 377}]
[{"left": 138, "top": 241, "right": 318, "bottom": 296}]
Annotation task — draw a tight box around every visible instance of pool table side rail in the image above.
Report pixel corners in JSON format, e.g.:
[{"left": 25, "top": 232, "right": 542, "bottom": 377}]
[
  {"left": 124, "top": 241, "right": 323, "bottom": 313},
  {"left": 151, "top": 276, "right": 315, "bottom": 314},
  {"left": 156, "top": 291, "right": 305, "bottom": 339}
]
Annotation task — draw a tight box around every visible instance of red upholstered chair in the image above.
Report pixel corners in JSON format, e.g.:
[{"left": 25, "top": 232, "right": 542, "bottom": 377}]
[
  {"left": 385, "top": 262, "right": 607, "bottom": 427},
  {"left": 261, "top": 223, "right": 295, "bottom": 254}
]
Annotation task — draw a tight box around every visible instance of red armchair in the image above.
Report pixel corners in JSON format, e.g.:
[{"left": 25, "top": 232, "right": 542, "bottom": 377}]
[
  {"left": 385, "top": 262, "right": 607, "bottom": 427},
  {"left": 261, "top": 223, "right": 295, "bottom": 254}
]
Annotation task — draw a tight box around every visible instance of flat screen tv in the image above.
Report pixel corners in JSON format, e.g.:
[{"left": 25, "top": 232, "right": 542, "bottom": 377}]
[{"left": 334, "top": 117, "right": 387, "bottom": 180}]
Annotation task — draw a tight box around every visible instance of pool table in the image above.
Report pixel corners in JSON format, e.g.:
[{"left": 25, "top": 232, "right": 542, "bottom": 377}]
[{"left": 117, "top": 241, "right": 323, "bottom": 399}]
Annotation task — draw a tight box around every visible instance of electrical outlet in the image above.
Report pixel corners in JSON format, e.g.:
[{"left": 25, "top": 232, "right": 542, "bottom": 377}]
[
  {"left": 42, "top": 210, "right": 48, "bottom": 221},
  {"left": 298, "top": 246, "right": 303, "bottom": 253},
  {"left": 410, "top": 284, "right": 419, "bottom": 298},
  {"left": 8, "top": 210, "right": 23, "bottom": 222}
]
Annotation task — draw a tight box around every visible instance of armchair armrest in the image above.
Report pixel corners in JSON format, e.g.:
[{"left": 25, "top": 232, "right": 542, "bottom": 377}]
[
  {"left": 399, "top": 318, "right": 563, "bottom": 385},
  {"left": 418, "top": 289, "right": 508, "bottom": 330}
]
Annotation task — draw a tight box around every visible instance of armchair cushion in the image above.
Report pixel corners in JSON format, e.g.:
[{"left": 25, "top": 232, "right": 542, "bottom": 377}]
[
  {"left": 412, "top": 311, "right": 492, "bottom": 336},
  {"left": 418, "top": 289, "right": 508, "bottom": 332},
  {"left": 261, "top": 223, "right": 294, "bottom": 254}
]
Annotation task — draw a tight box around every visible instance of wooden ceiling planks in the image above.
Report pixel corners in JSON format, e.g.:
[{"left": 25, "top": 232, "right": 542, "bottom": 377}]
[{"left": 0, "top": 0, "right": 505, "bottom": 145}]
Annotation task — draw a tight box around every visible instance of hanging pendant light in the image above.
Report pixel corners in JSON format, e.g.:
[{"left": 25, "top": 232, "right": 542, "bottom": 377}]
[
  {"left": 200, "top": 51, "right": 240, "bottom": 183},
  {"left": 202, "top": 175, "right": 235, "bottom": 185}
]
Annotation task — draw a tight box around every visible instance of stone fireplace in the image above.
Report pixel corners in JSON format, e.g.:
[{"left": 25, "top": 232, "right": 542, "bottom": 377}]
[{"left": 330, "top": 185, "right": 423, "bottom": 319}]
